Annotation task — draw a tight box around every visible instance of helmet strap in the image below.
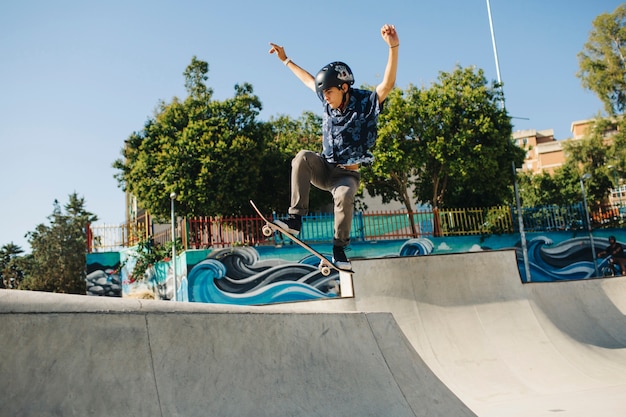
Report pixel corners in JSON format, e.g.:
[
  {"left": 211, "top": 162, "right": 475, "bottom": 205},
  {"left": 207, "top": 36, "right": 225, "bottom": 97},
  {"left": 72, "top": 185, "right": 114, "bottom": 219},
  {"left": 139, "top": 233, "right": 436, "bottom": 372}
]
[{"left": 339, "top": 84, "right": 349, "bottom": 111}]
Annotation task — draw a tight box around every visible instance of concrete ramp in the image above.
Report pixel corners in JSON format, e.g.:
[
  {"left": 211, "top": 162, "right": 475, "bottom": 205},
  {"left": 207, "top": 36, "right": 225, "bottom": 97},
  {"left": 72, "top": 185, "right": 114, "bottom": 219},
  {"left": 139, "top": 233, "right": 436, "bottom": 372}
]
[
  {"left": 0, "top": 290, "right": 475, "bottom": 417},
  {"left": 288, "top": 250, "right": 626, "bottom": 416},
  {"left": 5, "top": 249, "right": 624, "bottom": 416}
]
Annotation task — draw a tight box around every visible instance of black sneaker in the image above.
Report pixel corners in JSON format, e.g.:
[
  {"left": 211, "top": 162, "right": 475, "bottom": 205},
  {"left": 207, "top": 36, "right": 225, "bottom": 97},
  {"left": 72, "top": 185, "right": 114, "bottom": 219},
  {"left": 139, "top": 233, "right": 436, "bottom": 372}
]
[
  {"left": 332, "top": 245, "right": 352, "bottom": 270},
  {"left": 274, "top": 214, "right": 301, "bottom": 236}
]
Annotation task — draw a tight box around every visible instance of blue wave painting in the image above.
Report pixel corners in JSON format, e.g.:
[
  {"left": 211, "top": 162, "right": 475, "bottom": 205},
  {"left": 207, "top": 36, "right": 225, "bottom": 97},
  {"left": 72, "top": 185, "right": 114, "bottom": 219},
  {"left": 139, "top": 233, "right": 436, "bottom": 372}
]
[
  {"left": 516, "top": 235, "right": 618, "bottom": 281},
  {"left": 188, "top": 247, "right": 340, "bottom": 305},
  {"left": 399, "top": 238, "right": 435, "bottom": 256}
]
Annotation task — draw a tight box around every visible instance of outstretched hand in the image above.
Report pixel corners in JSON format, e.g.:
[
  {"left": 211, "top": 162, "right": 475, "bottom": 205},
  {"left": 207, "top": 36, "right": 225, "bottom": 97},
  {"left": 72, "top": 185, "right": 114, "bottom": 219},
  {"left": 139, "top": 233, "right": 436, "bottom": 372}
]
[
  {"left": 381, "top": 24, "right": 399, "bottom": 47},
  {"left": 268, "top": 42, "right": 288, "bottom": 61}
]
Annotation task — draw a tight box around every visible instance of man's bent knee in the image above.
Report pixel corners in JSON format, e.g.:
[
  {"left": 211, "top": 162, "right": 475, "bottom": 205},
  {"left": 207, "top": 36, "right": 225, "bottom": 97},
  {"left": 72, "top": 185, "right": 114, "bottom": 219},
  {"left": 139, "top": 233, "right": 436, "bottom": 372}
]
[{"left": 292, "top": 150, "right": 316, "bottom": 167}]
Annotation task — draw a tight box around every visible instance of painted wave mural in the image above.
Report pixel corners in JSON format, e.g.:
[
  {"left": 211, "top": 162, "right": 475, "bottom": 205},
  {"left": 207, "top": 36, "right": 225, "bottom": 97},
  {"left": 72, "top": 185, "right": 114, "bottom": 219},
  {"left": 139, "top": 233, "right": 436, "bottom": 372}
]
[
  {"left": 87, "top": 231, "right": 623, "bottom": 304},
  {"left": 187, "top": 247, "right": 341, "bottom": 305},
  {"left": 187, "top": 239, "right": 435, "bottom": 305},
  {"left": 516, "top": 235, "right": 622, "bottom": 281}
]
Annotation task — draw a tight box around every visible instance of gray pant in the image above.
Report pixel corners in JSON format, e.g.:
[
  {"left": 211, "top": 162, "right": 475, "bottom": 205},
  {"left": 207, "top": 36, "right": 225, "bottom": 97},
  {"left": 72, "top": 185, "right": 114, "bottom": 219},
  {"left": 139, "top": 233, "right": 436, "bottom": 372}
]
[{"left": 288, "top": 150, "right": 360, "bottom": 247}]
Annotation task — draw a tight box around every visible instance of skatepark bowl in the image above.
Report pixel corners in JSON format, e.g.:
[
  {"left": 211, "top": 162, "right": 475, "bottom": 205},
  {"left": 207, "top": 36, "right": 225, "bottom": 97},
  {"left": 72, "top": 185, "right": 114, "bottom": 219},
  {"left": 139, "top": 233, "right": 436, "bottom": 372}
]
[{"left": 2, "top": 249, "right": 626, "bottom": 416}]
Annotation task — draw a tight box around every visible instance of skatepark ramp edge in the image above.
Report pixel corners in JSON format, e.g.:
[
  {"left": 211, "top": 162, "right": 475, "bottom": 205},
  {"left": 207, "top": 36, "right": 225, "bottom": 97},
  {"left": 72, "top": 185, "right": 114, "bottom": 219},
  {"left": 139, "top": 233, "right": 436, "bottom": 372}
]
[{"left": 0, "top": 289, "right": 476, "bottom": 417}]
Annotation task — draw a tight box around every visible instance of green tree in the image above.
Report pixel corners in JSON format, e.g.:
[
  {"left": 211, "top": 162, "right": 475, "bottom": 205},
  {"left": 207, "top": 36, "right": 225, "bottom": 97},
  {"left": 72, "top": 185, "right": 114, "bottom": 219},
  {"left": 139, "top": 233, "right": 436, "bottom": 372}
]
[
  {"left": 264, "top": 111, "right": 330, "bottom": 212},
  {"left": 517, "top": 163, "right": 584, "bottom": 207},
  {"left": 0, "top": 243, "right": 26, "bottom": 289},
  {"left": 517, "top": 171, "right": 557, "bottom": 207},
  {"left": 602, "top": 116, "right": 626, "bottom": 189},
  {"left": 421, "top": 66, "right": 523, "bottom": 208},
  {"left": 183, "top": 56, "right": 211, "bottom": 99},
  {"left": 21, "top": 193, "right": 97, "bottom": 293},
  {"left": 360, "top": 87, "right": 423, "bottom": 232},
  {"left": 114, "top": 57, "right": 270, "bottom": 218},
  {"left": 560, "top": 117, "right": 616, "bottom": 205},
  {"left": 364, "top": 66, "right": 523, "bottom": 212},
  {"left": 577, "top": 4, "right": 626, "bottom": 115}
]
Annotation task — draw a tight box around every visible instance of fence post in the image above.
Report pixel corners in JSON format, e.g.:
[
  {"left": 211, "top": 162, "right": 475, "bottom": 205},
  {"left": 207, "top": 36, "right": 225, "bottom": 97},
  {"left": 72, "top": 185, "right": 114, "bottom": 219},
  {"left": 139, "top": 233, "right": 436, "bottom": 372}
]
[
  {"left": 433, "top": 207, "right": 441, "bottom": 237},
  {"left": 182, "top": 217, "right": 188, "bottom": 251},
  {"left": 356, "top": 211, "right": 365, "bottom": 242},
  {"left": 86, "top": 223, "right": 92, "bottom": 253}
]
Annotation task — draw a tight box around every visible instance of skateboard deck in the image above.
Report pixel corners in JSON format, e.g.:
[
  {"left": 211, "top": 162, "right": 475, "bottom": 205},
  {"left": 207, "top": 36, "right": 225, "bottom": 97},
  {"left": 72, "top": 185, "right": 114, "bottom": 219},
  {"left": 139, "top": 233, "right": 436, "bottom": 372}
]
[{"left": 250, "top": 200, "right": 354, "bottom": 277}]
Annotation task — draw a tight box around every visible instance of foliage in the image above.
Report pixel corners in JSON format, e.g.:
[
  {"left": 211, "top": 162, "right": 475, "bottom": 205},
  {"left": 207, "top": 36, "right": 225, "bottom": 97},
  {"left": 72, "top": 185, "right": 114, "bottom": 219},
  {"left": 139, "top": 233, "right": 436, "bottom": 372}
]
[
  {"left": 516, "top": 164, "right": 584, "bottom": 207},
  {"left": 183, "top": 56, "right": 211, "bottom": 99},
  {"left": 20, "top": 193, "right": 97, "bottom": 294},
  {"left": 114, "top": 56, "right": 336, "bottom": 218},
  {"left": 263, "top": 112, "right": 330, "bottom": 211},
  {"left": 361, "top": 88, "right": 419, "bottom": 209},
  {"left": 577, "top": 4, "right": 626, "bottom": 115},
  {"left": 126, "top": 237, "right": 182, "bottom": 283},
  {"left": 599, "top": 116, "right": 626, "bottom": 189},
  {"left": 419, "top": 66, "right": 523, "bottom": 208},
  {"left": 560, "top": 120, "right": 612, "bottom": 203},
  {"left": 524, "top": 3, "right": 626, "bottom": 208},
  {"left": 518, "top": 117, "right": 625, "bottom": 207},
  {"left": 363, "top": 65, "right": 524, "bottom": 212},
  {"left": 0, "top": 243, "right": 26, "bottom": 289},
  {"left": 114, "top": 57, "right": 272, "bottom": 219}
]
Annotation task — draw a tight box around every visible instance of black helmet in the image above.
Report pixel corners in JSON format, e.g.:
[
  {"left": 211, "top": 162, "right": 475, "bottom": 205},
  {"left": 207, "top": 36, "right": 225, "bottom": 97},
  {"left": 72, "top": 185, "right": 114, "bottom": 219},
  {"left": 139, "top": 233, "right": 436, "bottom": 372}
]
[{"left": 315, "top": 61, "right": 354, "bottom": 100}]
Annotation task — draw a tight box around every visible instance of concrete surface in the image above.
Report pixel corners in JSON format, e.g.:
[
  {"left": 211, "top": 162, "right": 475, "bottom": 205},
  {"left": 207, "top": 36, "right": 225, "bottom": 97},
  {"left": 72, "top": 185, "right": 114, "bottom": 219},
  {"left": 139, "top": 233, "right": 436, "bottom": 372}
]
[
  {"left": 0, "top": 290, "right": 474, "bottom": 417},
  {"left": 288, "top": 250, "right": 626, "bottom": 416},
  {"left": 3, "top": 249, "right": 626, "bottom": 416}
]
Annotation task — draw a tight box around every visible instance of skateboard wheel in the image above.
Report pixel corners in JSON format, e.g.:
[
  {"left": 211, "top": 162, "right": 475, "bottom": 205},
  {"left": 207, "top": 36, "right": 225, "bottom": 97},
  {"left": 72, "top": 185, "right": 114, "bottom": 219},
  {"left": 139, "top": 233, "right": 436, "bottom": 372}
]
[
  {"left": 320, "top": 266, "right": 331, "bottom": 276},
  {"left": 262, "top": 225, "right": 272, "bottom": 237}
]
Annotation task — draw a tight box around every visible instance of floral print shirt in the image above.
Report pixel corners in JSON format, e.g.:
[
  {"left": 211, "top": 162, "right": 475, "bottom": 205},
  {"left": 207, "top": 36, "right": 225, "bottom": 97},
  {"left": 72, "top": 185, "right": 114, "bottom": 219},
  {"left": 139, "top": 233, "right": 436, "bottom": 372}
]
[{"left": 320, "top": 88, "right": 381, "bottom": 165}]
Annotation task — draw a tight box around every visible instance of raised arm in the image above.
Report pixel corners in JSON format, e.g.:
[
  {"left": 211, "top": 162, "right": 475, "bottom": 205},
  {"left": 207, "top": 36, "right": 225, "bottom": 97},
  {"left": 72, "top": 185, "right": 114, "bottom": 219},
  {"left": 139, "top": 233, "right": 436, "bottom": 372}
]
[
  {"left": 376, "top": 24, "right": 400, "bottom": 103},
  {"left": 269, "top": 42, "right": 316, "bottom": 92}
]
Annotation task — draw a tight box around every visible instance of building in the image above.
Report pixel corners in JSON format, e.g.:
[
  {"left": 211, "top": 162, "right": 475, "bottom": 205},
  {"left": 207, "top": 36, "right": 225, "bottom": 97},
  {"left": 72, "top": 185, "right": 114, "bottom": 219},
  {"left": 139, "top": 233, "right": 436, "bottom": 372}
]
[
  {"left": 514, "top": 118, "right": 623, "bottom": 206},
  {"left": 513, "top": 128, "right": 566, "bottom": 175},
  {"left": 512, "top": 118, "right": 619, "bottom": 175}
]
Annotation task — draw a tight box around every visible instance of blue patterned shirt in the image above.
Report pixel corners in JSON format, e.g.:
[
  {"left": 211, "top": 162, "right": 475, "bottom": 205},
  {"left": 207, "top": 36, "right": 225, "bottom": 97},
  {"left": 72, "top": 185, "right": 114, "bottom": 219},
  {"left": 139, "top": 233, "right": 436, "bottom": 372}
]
[{"left": 320, "top": 88, "right": 381, "bottom": 165}]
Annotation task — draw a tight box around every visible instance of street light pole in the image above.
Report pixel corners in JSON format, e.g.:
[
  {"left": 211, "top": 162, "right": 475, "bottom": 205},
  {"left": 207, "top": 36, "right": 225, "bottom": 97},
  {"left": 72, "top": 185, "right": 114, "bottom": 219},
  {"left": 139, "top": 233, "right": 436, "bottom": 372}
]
[
  {"left": 170, "top": 192, "right": 177, "bottom": 301},
  {"left": 513, "top": 162, "right": 531, "bottom": 282},
  {"left": 580, "top": 174, "right": 599, "bottom": 277},
  {"left": 486, "top": 0, "right": 502, "bottom": 85},
  {"left": 486, "top": 0, "right": 505, "bottom": 109}
]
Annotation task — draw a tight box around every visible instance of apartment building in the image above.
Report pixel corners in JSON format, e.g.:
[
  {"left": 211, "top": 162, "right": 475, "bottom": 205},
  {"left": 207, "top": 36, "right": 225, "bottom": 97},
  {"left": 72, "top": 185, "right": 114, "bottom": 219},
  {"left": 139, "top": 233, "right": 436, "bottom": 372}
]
[
  {"left": 513, "top": 128, "right": 565, "bottom": 174},
  {"left": 513, "top": 118, "right": 624, "bottom": 205},
  {"left": 512, "top": 119, "right": 619, "bottom": 175}
]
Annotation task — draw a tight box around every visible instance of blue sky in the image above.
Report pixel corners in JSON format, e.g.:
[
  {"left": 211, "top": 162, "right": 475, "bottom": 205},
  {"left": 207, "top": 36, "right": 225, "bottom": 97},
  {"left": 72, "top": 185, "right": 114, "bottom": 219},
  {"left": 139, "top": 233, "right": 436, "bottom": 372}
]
[{"left": 0, "top": 0, "right": 621, "bottom": 252}]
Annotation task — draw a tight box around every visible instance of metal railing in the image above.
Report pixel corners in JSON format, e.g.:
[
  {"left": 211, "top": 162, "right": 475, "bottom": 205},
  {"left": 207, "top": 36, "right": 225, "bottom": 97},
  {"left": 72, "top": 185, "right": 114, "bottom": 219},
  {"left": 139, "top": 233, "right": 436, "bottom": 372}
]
[
  {"left": 515, "top": 203, "right": 585, "bottom": 232},
  {"left": 86, "top": 203, "right": 625, "bottom": 253},
  {"left": 436, "top": 206, "right": 512, "bottom": 236},
  {"left": 86, "top": 219, "right": 149, "bottom": 252},
  {"left": 186, "top": 215, "right": 269, "bottom": 249}
]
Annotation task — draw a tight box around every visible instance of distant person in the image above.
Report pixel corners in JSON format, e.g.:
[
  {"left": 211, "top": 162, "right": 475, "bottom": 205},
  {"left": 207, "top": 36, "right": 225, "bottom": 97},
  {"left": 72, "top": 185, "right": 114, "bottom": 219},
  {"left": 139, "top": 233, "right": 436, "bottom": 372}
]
[
  {"left": 268, "top": 24, "right": 399, "bottom": 270},
  {"left": 597, "top": 235, "right": 626, "bottom": 275}
]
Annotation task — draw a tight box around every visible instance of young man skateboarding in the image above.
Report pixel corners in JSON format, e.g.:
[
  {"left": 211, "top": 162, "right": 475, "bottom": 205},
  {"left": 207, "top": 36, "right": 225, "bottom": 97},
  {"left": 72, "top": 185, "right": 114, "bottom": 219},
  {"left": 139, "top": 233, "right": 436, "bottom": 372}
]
[{"left": 268, "top": 24, "right": 399, "bottom": 270}]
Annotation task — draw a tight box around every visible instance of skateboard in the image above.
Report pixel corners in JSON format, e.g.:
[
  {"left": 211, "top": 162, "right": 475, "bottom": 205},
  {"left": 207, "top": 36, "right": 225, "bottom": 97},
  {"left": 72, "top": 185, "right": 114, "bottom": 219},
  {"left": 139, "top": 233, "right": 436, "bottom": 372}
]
[{"left": 250, "top": 200, "right": 354, "bottom": 277}]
